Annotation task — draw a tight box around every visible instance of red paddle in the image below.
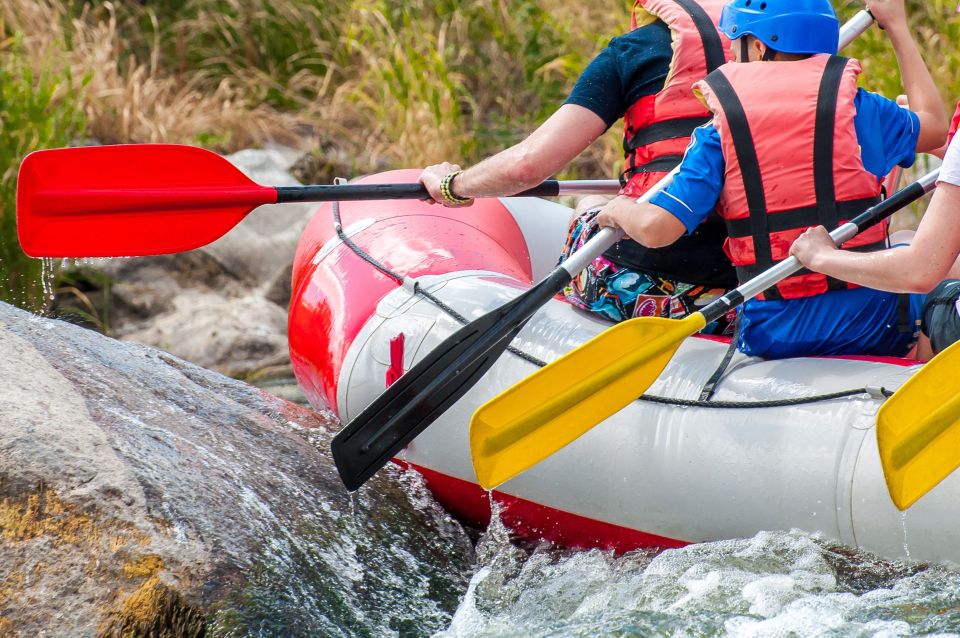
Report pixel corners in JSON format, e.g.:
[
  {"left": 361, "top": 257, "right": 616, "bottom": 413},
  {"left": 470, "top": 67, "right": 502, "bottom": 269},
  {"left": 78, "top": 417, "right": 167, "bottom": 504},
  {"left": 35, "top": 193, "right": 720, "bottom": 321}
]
[{"left": 17, "top": 144, "right": 620, "bottom": 258}]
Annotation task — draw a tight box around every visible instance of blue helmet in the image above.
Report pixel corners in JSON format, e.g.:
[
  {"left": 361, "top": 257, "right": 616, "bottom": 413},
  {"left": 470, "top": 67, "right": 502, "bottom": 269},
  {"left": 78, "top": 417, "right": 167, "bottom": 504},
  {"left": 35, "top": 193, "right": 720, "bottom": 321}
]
[{"left": 719, "top": 0, "right": 840, "bottom": 55}]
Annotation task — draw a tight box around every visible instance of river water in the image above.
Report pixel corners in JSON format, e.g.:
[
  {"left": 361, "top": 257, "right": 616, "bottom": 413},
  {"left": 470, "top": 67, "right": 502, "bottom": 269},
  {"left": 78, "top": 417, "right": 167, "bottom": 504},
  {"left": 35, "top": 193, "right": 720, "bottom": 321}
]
[
  {"left": 438, "top": 512, "right": 960, "bottom": 637},
  {"left": 349, "top": 468, "right": 960, "bottom": 637},
  {"left": 250, "top": 377, "right": 960, "bottom": 637}
]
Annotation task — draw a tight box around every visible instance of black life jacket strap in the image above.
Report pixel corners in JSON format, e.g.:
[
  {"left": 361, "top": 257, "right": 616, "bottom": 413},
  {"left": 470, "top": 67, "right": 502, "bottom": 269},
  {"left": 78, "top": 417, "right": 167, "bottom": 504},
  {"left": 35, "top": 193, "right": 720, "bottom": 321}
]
[
  {"left": 703, "top": 69, "right": 772, "bottom": 270},
  {"left": 624, "top": 116, "right": 712, "bottom": 152},
  {"left": 621, "top": 155, "right": 685, "bottom": 185},
  {"left": 896, "top": 292, "right": 915, "bottom": 334},
  {"left": 673, "top": 0, "right": 727, "bottom": 74},
  {"left": 813, "top": 56, "right": 849, "bottom": 233},
  {"left": 724, "top": 196, "right": 881, "bottom": 238}
]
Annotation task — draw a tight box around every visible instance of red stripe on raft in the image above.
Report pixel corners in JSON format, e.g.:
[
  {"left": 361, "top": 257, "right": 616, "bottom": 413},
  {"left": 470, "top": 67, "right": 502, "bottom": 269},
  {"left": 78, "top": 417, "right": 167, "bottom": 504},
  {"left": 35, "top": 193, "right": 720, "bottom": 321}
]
[
  {"left": 818, "top": 354, "right": 917, "bottom": 367},
  {"left": 399, "top": 461, "right": 689, "bottom": 554}
]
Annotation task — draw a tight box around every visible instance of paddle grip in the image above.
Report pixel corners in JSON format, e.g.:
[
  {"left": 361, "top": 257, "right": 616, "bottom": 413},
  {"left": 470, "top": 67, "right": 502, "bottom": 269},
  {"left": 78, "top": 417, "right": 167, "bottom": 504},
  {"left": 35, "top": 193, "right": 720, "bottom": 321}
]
[
  {"left": 698, "top": 168, "right": 940, "bottom": 326},
  {"left": 847, "top": 169, "right": 939, "bottom": 235}
]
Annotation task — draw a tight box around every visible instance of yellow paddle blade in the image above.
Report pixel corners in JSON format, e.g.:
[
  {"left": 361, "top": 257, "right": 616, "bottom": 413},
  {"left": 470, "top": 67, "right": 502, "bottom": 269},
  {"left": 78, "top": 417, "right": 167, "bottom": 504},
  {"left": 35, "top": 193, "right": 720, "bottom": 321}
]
[
  {"left": 470, "top": 312, "right": 707, "bottom": 489},
  {"left": 877, "top": 338, "right": 960, "bottom": 510}
]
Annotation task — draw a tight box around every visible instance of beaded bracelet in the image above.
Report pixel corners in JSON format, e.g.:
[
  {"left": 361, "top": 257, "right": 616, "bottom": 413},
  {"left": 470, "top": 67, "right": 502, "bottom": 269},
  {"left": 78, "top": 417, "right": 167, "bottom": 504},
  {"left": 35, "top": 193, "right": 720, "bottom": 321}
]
[{"left": 439, "top": 170, "right": 472, "bottom": 205}]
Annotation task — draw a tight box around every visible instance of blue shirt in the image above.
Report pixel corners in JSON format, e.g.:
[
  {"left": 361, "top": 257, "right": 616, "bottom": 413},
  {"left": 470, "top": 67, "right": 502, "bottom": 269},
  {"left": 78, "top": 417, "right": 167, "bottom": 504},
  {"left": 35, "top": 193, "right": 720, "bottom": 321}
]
[{"left": 649, "top": 89, "right": 922, "bottom": 359}]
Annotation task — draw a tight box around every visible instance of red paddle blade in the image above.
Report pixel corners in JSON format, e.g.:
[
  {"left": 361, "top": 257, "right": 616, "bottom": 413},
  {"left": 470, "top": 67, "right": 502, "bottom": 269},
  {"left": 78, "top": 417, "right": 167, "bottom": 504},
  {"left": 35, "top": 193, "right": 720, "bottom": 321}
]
[{"left": 16, "top": 144, "right": 277, "bottom": 258}]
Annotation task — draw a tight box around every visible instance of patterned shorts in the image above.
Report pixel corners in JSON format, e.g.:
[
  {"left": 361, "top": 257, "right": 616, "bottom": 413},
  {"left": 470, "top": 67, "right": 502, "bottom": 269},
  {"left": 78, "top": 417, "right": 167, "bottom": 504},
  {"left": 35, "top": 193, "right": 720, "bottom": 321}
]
[{"left": 559, "top": 208, "right": 736, "bottom": 335}]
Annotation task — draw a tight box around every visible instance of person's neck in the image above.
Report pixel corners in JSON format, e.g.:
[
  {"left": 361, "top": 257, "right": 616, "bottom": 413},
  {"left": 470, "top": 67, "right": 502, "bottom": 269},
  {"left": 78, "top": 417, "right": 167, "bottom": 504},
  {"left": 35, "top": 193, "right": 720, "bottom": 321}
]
[{"left": 767, "top": 52, "right": 815, "bottom": 62}]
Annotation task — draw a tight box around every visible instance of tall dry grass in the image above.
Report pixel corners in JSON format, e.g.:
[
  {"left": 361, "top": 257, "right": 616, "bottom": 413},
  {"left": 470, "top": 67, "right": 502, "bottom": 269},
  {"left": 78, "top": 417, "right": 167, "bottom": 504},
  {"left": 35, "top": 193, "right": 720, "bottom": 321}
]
[
  {"left": 1, "top": 0, "right": 300, "bottom": 150},
  {"left": 839, "top": 0, "right": 960, "bottom": 105},
  {"left": 157, "top": 0, "right": 629, "bottom": 169},
  {"left": 2, "top": 0, "right": 958, "bottom": 311},
  {"left": 0, "top": 0, "right": 633, "bottom": 174},
  {"left": 837, "top": 0, "right": 960, "bottom": 225},
  {"left": 0, "top": 0, "right": 626, "bottom": 310},
  {"left": 0, "top": 27, "right": 85, "bottom": 311}
]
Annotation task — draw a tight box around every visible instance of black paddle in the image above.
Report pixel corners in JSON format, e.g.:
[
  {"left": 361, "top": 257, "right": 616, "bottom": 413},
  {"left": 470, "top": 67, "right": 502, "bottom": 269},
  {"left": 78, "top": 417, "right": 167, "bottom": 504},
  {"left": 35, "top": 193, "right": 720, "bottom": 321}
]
[{"left": 331, "top": 170, "right": 678, "bottom": 490}]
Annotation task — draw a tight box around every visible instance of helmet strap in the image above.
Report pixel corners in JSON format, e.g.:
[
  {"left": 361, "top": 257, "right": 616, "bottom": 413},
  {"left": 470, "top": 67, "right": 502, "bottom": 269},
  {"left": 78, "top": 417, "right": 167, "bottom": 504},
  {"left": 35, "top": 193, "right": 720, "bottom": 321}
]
[
  {"left": 739, "top": 38, "right": 751, "bottom": 63},
  {"left": 761, "top": 47, "right": 778, "bottom": 62}
]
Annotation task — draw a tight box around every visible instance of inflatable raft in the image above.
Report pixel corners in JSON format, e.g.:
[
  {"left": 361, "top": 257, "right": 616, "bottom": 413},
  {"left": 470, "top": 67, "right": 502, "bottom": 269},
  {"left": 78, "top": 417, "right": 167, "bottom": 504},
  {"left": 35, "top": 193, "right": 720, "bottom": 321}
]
[{"left": 289, "top": 169, "right": 960, "bottom": 563}]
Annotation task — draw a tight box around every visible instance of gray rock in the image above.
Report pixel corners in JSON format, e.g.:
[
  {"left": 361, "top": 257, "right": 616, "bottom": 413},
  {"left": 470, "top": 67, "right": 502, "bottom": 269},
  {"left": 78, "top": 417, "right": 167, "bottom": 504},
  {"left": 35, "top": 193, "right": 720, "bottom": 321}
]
[
  {"left": 73, "top": 147, "right": 319, "bottom": 379},
  {"left": 120, "top": 292, "right": 290, "bottom": 378},
  {"left": 0, "top": 302, "right": 473, "bottom": 636},
  {"left": 204, "top": 147, "right": 316, "bottom": 287}
]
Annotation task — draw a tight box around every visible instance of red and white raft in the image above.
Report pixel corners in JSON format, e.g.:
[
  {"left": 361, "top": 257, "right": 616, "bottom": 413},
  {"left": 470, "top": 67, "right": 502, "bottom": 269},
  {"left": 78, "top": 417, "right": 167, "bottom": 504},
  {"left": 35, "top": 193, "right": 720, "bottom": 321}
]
[{"left": 289, "top": 169, "right": 960, "bottom": 563}]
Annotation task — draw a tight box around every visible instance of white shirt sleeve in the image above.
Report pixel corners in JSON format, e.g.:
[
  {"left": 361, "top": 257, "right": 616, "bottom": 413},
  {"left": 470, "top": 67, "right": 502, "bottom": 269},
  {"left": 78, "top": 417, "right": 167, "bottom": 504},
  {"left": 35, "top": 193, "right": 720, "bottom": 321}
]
[{"left": 940, "top": 136, "right": 960, "bottom": 187}]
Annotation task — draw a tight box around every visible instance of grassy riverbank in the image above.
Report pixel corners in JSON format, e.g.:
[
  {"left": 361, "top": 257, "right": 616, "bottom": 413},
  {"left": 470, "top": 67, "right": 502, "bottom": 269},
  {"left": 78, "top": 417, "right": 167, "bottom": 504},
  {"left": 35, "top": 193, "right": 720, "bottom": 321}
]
[{"left": 1, "top": 0, "right": 957, "bottom": 311}]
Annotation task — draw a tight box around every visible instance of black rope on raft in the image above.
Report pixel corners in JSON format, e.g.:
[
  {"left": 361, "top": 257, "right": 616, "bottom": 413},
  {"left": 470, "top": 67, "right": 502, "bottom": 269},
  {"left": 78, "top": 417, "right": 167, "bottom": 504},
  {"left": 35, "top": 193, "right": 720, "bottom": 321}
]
[
  {"left": 332, "top": 195, "right": 891, "bottom": 409},
  {"left": 332, "top": 196, "right": 546, "bottom": 368},
  {"left": 638, "top": 387, "right": 890, "bottom": 409}
]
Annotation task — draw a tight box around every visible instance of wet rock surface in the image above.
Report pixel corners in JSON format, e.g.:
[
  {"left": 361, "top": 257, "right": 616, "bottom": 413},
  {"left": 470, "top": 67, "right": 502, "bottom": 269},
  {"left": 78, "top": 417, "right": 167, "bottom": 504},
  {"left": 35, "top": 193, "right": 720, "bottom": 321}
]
[{"left": 0, "top": 302, "right": 473, "bottom": 636}]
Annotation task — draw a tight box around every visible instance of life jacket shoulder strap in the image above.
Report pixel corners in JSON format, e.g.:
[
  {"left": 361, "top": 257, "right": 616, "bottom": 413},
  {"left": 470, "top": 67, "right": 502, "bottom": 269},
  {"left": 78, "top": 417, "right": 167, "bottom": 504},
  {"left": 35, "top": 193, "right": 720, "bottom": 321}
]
[
  {"left": 625, "top": 116, "right": 712, "bottom": 150},
  {"left": 702, "top": 68, "right": 772, "bottom": 268},
  {"left": 671, "top": 0, "right": 727, "bottom": 76},
  {"left": 813, "top": 55, "right": 851, "bottom": 232}
]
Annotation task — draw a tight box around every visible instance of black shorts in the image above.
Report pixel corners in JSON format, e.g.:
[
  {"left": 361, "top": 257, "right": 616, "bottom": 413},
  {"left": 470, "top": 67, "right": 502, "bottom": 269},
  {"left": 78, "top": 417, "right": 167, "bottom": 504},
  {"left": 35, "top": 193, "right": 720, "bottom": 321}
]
[{"left": 921, "top": 279, "right": 960, "bottom": 355}]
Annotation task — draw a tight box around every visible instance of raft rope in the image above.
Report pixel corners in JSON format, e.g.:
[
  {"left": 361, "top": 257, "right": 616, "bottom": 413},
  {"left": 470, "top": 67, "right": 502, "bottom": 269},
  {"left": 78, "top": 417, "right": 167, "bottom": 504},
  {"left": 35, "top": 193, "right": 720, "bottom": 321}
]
[
  {"left": 332, "top": 194, "right": 895, "bottom": 409},
  {"left": 698, "top": 317, "right": 741, "bottom": 402},
  {"left": 331, "top": 194, "right": 546, "bottom": 370}
]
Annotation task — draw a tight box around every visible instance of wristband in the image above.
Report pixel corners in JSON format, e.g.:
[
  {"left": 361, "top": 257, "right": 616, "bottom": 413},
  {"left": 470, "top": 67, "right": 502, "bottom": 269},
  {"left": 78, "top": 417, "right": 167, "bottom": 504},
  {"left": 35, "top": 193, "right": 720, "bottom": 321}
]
[{"left": 439, "top": 171, "right": 472, "bottom": 205}]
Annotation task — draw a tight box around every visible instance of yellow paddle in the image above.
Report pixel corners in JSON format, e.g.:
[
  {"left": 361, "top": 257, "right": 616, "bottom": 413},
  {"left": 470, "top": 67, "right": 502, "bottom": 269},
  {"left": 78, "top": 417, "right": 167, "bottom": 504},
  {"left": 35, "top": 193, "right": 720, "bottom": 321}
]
[
  {"left": 470, "top": 169, "right": 939, "bottom": 490},
  {"left": 877, "top": 336, "right": 960, "bottom": 510}
]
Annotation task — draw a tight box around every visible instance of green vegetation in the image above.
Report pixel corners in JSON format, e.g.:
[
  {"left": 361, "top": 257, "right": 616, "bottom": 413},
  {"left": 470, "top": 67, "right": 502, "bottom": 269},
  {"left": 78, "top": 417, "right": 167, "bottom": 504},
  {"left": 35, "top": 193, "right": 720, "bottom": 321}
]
[
  {"left": 839, "top": 0, "right": 960, "bottom": 105},
  {"left": 0, "top": 35, "right": 86, "bottom": 312},
  {"left": 0, "top": 0, "right": 957, "bottom": 311}
]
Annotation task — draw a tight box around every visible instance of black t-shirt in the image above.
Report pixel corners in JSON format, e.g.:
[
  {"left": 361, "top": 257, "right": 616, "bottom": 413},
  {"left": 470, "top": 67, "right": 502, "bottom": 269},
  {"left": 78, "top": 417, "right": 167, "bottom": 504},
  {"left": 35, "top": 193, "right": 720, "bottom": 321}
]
[{"left": 563, "top": 21, "right": 673, "bottom": 130}]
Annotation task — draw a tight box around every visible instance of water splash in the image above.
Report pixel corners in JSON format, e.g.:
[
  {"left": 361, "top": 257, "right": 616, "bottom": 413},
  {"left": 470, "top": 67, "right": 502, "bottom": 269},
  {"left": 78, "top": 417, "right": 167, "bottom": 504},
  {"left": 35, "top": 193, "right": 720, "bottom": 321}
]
[
  {"left": 436, "top": 529, "right": 960, "bottom": 637},
  {"left": 40, "top": 257, "right": 56, "bottom": 303},
  {"left": 901, "top": 511, "right": 911, "bottom": 560}
]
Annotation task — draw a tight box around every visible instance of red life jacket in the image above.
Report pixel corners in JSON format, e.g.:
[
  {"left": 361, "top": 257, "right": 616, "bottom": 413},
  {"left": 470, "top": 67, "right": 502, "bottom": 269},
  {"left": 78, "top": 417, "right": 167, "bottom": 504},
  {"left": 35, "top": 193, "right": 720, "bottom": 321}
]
[
  {"left": 605, "top": 0, "right": 736, "bottom": 290},
  {"left": 696, "top": 55, "right": 888, "bottom": 301},
  {"left": 621, "top": 0, "right": 732, "bottom": 198}
]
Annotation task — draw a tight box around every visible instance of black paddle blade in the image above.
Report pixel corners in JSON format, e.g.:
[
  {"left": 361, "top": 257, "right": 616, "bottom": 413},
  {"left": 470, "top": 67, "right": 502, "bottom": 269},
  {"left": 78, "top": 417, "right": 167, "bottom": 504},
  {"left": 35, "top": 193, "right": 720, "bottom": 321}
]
[{"left": 331, "top": 270, "right": 568, "bottom": 491}]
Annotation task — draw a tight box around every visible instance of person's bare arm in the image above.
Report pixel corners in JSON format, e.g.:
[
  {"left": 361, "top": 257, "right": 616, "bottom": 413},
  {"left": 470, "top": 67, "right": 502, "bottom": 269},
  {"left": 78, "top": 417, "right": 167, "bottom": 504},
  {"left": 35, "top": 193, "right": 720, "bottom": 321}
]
[
  {"left": 790, "top": 182, "right": 960, "bottom": 293},
  {"left": 596, "top": 196, "right": 687, "bottom": 248},
  {"left": 419, "top": 104, "right": 607, "bottom": 205},
  {"left": 867, "top": 0, "right": 947, "bottom": 152}
]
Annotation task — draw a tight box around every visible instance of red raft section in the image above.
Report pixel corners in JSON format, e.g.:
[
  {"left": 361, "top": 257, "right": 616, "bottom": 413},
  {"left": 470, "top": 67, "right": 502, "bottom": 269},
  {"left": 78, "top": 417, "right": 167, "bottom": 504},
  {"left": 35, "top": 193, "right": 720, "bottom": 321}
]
[
  {"left": 401, "top": 462, "right": 690, "bottom": 553},
  {"left": 289, "top": 169, "right": 533, "bottom": 414}
]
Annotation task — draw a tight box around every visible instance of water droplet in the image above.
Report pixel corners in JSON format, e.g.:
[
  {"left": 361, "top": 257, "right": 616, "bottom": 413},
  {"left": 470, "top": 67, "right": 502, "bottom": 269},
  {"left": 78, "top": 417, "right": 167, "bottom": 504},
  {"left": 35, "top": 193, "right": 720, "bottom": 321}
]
[{"left": 900, "top": 510, "right": 911, "bottom": 559}]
